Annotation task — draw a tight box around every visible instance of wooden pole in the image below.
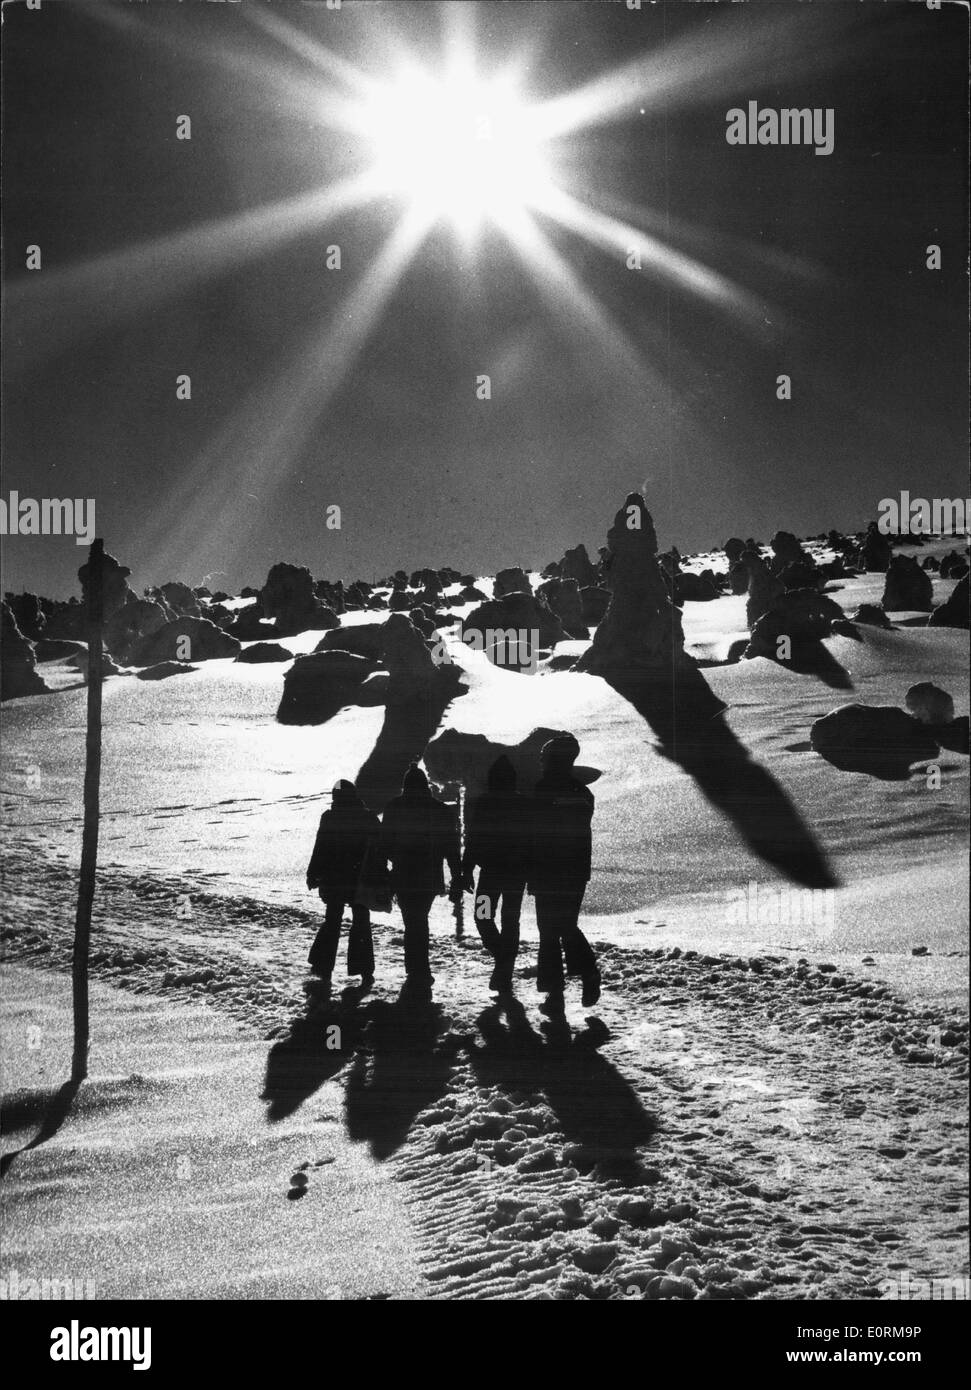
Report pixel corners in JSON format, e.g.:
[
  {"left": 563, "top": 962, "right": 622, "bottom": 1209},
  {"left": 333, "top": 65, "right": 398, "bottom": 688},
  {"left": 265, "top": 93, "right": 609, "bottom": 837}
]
[
  {"left": 453, "top": 784, "right": 465, "bottom": 940},
  {"left": 72, "top": 538, "right": 104, "bottom": 1082}
]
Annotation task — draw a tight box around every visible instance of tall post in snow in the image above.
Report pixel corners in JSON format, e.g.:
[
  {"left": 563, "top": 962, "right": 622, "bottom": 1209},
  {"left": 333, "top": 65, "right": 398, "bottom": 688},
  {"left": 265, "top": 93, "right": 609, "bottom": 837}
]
[
  {"left": 453, "top": 784, "right": 465, "bottom": 939},
  {"left": 72, "top": 538, "right": 105, "bottom": 1082}
]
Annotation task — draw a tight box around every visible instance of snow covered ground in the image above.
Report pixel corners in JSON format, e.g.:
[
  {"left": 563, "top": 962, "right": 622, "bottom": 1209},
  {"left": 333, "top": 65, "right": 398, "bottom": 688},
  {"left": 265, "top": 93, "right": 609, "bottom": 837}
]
[{"left": 1, "top": 538, "right": 967, "bottom": 1299}]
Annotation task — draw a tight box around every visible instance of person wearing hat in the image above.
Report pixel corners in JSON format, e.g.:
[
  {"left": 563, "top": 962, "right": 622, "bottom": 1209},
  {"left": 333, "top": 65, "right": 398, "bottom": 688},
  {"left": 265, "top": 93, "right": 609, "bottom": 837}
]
[
  {"left": 306, "top": 779, "right": 381, "bottom": 986},
  {"left": 529, "top": 733, "right": 601, "bottom": 1011},
  {"left": 461, "top": 754, "right": 532, "bottom": 994},
  {"left": 379, "top": 763, "right": 462, "bottom": 989}
]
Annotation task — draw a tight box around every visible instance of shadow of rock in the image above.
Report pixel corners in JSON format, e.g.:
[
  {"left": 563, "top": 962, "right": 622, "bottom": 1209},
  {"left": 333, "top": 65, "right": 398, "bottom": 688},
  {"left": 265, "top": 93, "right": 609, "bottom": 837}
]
[
  {"left": 751, "top": 639, "right": 855, "bottom": 691},
  {"left": 355, "top": 674, "right": 466, "bottom": 811},
  {"left": 424, "top": 726, "right": 602, "bottom": 799},
  {"left": 810, "top": 703, "right": 943, "bottom": 780},
  {"left": 743, "top": 596, "right": 856, "bottom": 691},
  {"left": 573, "top": 495, "right": 837, "bottom": 890},
  {"left": 354, "top": 615, "right": 468, "bottom": 810},
  {"left": 604, "top": 670, "right": 837, "bottom": 887}
]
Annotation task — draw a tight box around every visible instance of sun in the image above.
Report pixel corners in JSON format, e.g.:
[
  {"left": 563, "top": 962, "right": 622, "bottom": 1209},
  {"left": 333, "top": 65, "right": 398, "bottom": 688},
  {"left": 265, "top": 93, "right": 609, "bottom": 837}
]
[{"left": 359, "top": 64, "right": 556, "bottom": 237}]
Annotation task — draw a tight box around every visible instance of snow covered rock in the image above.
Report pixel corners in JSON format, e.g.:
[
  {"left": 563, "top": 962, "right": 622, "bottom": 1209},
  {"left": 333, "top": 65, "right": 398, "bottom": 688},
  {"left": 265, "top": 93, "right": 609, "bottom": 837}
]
[
  {"left": 536, "top": 577, "right": 588, "bottom": 639},
  {"left": 276, "top": 649, "right": 378, "bottom": 724},
  {"left": 159, "top": 581, "right": 202, "bottom": 617},
  {"left": 674, "top": 570, "right": 721, "bottom": 603},
  {"left": 939, "top": 550, "right": 968, "bottom": 579},
  {"left": 579, "top": 586, "right": 610, "bottom": 625},
  {"left": 5, "top": 592, "right": 46, "bottom": 640},
  {"left": 810, "top": 703, "right": 939, "bottom": 777},
  {"left": 743, "top": 550, "right": 785, "bottom": 629},
  {"left": 574, "top": 494, "right": 725, "bottom": 727},
  {"left": 493, "top": 567, "right": 532, "bottom": 598},
  {"left": 463, "top": 592, "right": 564, "bottom": 667},
  {"left": 744, "top": 589, "right": 845, "bottom": 658},
  {"left": 857, "top": 524, "right": 893, "bottom": 573},
  {"left": 927, "top": 574, "right": 969, "bottom": 629},
  {"left": 234, "top": 642, "right": 294, "bottom": 664},
  {"left": 769, "top": 530, "right": 805, "bottom": 569},
  {"left": 70, "top": 649, "right": 122, "bottom": 680},
  {"left": 779, "top": 560, "right": 822, "bottom": 593},
  {"left": 315, "top": 622, "right": 387, "bottom": 661},
  {"left": 409, "top": 568, "right": 442, "bottom": 596},
  {"left": 851, "top": 603, "right": 893, "bottom": 629},
  {"left": 129, "top": 616, "right": 241, "bottom": 666},
  {"left": 104, "top": 596, "right": 171, "bottom": 661},
  {"left": 261, "top": 562, "right": 338, "bottom": 635},
  {"left": 458, "top": 583, "right": 487, "bottom": 603},
  {"left": 222, "top": 605, "right": 278, "bottom": 642},
  {"left": 560, "top": 543, "right": 597, "bottom": 588},
  {"left": 1, "top": 601, "right": 50, "bottom": 700},
  {"left": 381, "top": 613, "right": 455, "bottom": 701},
  {"left": 905, "top": 682, "right": 955, "bottom": 726},
  {"left": 881, "top": 555, "right": 933, "bottom": 612}
]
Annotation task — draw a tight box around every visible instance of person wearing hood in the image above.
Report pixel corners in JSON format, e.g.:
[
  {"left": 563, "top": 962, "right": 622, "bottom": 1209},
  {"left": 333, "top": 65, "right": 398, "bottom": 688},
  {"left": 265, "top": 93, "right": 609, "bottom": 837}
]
[
  {"left": 379, "top": 763, "right": 461, "bottom": 987},
  {"left": 529, "top": 734, "right": 601, "bottom": 1011},
  {"left": 306, "top": 779, "right": 381, "bottom": 985},
  {"left": 461, "top": 754, "right": 532, "bottom": 993}
]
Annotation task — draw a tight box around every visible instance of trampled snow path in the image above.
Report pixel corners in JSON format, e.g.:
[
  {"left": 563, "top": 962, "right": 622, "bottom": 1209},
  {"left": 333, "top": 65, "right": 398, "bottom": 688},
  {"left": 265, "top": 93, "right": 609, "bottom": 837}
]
[{"left": 2, "top": 847, "right": 967, "bottom": 1301}]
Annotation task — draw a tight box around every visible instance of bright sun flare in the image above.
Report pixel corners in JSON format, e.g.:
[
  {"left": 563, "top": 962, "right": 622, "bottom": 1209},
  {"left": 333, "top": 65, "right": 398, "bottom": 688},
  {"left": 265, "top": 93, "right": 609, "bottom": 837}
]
[{"left": 360, "top": 67, "right": 555, "bottom": 235}]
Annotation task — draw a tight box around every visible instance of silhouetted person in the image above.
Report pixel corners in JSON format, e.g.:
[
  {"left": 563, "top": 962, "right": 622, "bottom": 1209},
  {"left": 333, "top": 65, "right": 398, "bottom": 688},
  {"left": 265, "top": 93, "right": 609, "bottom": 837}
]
[
  {"left": 462, "top": 755, "right": 531, "bottom": 994},
  {"left": 306, "top": 780, "right": 380, "bottom": 985},
  {"left": 380, "top": 764, "right": 461, "bottom": 990},
  {"left": 530, "top": 734, "right": 601, "bottom": 1011}
]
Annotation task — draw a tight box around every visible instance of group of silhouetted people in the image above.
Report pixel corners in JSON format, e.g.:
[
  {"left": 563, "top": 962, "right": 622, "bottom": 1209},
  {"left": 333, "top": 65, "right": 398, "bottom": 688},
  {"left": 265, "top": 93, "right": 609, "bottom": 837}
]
[{"left": 305, "top": 735, "right": 600, "bottom": 1012}]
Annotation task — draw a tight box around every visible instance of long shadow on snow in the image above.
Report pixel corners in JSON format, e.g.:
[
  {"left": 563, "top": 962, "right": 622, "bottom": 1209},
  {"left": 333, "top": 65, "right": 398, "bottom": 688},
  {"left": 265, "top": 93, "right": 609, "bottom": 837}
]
[
  {"left": 262, "top": 984, "right": 656, "bottom": 1173},
  {"left": 343, "top": 992, "right": 460, "bottom": 1159},
  {"left": 355, "top": 667, "right": 467, "bottom": 812},
  {"left": 261, "top": 979, "right": 369, "bottom": 1123},
  {"left": 464, "top": 998, "right": 657, "bottom": 1179},
  {"left": 262, "top": 981, "right": 458, "bottom": 1158},
  {"left": 1, "top": 1080, "right": 83, "bottom": 1180},
  {"left": 599, "top": 667, "right": 838, "bottom": 890}
]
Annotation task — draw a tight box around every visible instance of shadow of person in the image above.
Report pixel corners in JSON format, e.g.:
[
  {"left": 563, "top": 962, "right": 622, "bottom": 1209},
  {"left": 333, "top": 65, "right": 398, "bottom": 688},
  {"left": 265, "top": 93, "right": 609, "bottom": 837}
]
[
  {"left": 601, "top": 667, "right": 838, "bottom": 890},
  {"left": 343, "top": 989, "right": 459, "bottom": 1159},
  {"left": 466, "top": 1000, "right": 657, "bottom": 1179},
  {"left": 261, "top": 980, "right": 369, "bottom": 1123}
]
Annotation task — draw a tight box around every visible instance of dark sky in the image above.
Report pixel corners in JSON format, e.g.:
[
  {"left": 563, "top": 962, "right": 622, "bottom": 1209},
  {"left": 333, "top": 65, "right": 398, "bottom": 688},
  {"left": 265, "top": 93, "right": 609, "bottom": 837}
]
[{"left": 2, "top": 0, "right": 967, "bottom": 599}]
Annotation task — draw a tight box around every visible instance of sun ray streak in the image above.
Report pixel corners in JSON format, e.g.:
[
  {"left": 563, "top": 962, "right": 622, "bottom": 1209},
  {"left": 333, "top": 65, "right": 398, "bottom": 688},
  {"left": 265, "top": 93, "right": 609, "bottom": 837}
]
[
  {"left": 134, "top": 207, "right": 434, "bottom": 579},
  {"left": 495, "top": 204, "right": 661, "bottom": 394},
  {"left": 535, "top": 186, "right": 767, "bottom": 330},
  {"left": 242, "top": 4, "right": 386, "bottom": 104},
  {"left": 493, "top": 204, "right": 721, "bottom": 498},
  {"left": 593, "top": 193, "right": 829, "bottom": 295},
  {"left": 6, "top": 172, "right": 384, "bottom": 373},
  {"left": 85, "top": 0, "right": 370, "bottom": 137},
  {"left": 533, "top": 7, "right": 865, "bottom": 141}
]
